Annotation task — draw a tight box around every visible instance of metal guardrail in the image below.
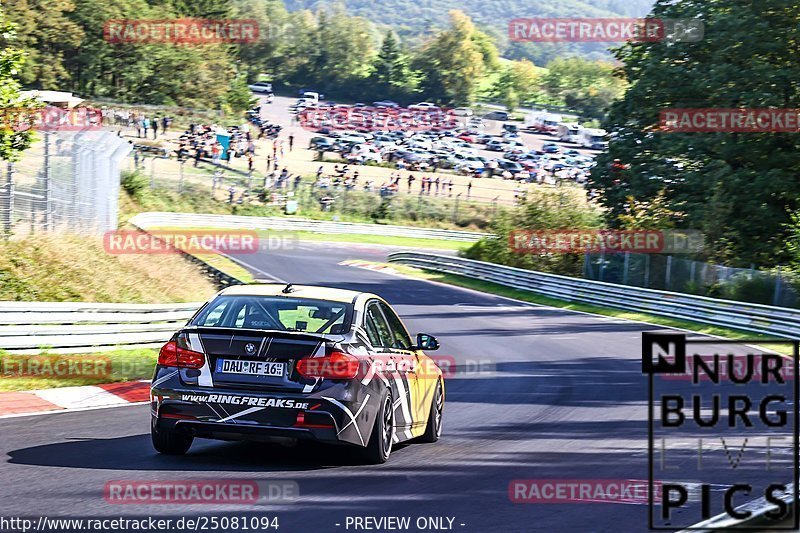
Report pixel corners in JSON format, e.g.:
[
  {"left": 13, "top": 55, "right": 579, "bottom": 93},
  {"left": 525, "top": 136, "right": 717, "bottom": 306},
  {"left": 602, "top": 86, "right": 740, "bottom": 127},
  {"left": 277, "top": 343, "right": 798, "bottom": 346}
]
[
  {"left": 129, "top": 212, "right": 489, "bottom": 242},
  {"left": 0, "top": 302, "right": 201, "bottom": 352},
  {"left": 387, "top": 252, "right": 800, "bottom": 338}
]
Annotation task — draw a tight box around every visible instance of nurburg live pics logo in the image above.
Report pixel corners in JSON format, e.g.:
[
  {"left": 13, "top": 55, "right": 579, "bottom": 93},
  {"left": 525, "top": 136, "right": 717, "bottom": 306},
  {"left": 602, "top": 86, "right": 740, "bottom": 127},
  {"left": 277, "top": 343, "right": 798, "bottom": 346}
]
[{"left": 642, "top": 332, "right": 799, "bottom": 530}]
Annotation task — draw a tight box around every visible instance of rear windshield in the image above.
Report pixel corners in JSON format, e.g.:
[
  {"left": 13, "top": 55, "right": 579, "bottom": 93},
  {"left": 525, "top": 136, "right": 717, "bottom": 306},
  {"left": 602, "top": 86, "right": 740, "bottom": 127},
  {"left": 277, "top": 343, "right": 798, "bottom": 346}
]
[{"left": 191, "top": 296, "right": 353, "bottom": 335}]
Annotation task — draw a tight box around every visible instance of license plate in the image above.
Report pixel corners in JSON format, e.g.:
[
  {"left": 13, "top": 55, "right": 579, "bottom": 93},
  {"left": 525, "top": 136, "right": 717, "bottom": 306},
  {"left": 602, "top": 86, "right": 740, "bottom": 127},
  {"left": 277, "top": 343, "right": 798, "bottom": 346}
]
[{"left": 216, "top": 359, "right": 285, "bottom": 377}]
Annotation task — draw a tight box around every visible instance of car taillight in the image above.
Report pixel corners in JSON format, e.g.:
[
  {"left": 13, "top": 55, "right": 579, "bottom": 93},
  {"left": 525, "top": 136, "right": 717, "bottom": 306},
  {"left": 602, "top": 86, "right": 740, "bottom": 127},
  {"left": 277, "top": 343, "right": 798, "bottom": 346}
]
[
  {"left": 296, "top": 351, "right": 359, "bottom": 379},
  {"left": 158, "top": 340, "right": 205, "bottom": 370}
]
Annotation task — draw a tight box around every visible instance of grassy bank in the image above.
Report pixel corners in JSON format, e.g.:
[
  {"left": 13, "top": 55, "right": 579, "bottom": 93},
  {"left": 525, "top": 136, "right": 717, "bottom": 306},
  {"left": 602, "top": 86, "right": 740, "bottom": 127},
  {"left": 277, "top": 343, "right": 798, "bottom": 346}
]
[{"left": 0, "top": 233, "right": 217, "bottom": 303}]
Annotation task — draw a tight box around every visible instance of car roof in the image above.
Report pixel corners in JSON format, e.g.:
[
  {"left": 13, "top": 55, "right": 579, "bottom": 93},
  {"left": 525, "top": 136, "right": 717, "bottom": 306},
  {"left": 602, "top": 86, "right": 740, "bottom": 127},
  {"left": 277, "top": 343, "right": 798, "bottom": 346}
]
[{"left": 219, "top": 284, "right": 371, "bottom": 304}]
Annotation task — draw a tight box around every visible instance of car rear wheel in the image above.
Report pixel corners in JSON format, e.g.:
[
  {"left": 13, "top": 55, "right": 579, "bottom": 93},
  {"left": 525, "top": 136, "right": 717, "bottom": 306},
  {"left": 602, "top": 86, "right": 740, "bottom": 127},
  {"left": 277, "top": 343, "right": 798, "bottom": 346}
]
[
  {"left": 419, "top": 381, "right": 443, "bottom": 443},
  {"left": 358, "top": 391, "right": 393, "bottom": 464},
  {"left": 151, "top": 418, "right": 194, "bottom": 455}
]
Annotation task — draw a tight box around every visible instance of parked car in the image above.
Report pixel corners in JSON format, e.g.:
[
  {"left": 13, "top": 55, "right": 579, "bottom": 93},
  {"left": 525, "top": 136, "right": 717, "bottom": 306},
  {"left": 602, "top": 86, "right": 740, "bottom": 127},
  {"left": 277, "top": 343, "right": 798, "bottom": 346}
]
[
  {"left": 248, "top": 81, "right": 273, "bottom": 94},
  {"left": 497, "top": 160, "right": 524, "bottom": 176},
  {"left": 309, "top": 137, "right": 336, "bottom": 151},
  {"left": 408, "top": 102, "right": 440, "bottom": 110},
  {"left": 483, "top": 111, "right": 510, "bottom": 121},
  {"left": 542, "top": 143, "right": 560, "bottom": 154},
  {"left": 373, "top": 100, "right": 400, "bottom": 108},
  {"left": 453, "top": 107, "right": 473, "bottom": 117},
  {"left": 485, "top": 139, "right": 507, "bottom": 151}
]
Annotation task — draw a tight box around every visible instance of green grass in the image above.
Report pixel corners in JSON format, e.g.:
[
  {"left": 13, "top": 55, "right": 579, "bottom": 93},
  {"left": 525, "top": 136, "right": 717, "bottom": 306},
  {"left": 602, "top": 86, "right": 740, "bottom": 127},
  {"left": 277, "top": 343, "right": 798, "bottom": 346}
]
[
  {"left": 0, "top": 233, "right": 217, "bottom": 303},
  {"left": 0, "top": 348, "right": 157, "bottom": 392},
  {"left": 379, "top": 262, "right": 795, "bottom": 354}
]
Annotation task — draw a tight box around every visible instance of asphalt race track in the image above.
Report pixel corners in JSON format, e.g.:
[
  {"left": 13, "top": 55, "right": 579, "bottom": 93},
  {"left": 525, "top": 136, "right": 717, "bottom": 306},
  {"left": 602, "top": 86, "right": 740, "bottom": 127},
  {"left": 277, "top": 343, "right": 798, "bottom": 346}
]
[{"left": 0, "top": 241, "right": 794, "bottom": 532}]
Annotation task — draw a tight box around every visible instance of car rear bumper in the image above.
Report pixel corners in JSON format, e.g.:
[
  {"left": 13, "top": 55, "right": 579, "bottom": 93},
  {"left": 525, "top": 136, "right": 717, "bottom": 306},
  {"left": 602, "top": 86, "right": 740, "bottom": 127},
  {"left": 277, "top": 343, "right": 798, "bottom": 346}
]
[{"left": 151, "top": 376, "right": 376, "bottom": 447}]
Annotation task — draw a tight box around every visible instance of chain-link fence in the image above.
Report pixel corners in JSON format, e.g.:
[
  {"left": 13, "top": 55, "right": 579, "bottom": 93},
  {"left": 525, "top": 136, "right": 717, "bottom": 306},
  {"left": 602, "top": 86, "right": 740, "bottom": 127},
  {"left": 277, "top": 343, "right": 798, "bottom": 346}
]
[
  {"left": 127, "top": 153, "right": 506, "bottom": 229},
  {"left": 1, "top": 130, "right": 131, "bottom": 236},
  {"left": 584, "top": 251, "right": 799, "bottom": 308}
]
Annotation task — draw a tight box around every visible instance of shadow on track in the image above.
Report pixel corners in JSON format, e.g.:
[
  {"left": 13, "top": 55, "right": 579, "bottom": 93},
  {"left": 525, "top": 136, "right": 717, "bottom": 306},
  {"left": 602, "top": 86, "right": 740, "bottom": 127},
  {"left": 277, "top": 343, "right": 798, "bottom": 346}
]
[{"left": 7, "top": 437, "right": 413, "bottom": 471}]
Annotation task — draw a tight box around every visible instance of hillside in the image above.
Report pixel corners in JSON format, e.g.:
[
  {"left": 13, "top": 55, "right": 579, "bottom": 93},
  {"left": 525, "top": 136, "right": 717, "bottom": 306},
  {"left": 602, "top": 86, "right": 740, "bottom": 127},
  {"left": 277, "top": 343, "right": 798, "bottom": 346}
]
[
  {"left": 284, "top": 0, "right": 655, "bottom": 62},
  {"left": 0, "top": 234, "right": 217, "bottom": 303}
]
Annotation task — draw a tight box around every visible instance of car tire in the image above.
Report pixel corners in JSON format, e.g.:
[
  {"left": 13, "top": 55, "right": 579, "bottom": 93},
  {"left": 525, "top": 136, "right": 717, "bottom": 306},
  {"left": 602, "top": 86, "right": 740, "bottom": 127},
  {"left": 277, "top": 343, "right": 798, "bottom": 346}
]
[
  {"left": 418, "top": 380, "right": 443, "bottom": 443},
  {"left": 358, "top": 391, "right": 394, "bottom": 465},
  {"left": 151, "top": 418, "right": 193, "bottom": 455}
]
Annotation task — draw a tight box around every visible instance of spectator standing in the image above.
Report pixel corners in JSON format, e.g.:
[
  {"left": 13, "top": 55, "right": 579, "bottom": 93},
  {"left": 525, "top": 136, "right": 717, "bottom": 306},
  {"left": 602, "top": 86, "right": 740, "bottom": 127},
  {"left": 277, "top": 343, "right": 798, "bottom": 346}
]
[
  {"left": 487, "top": 159, "right": 498, "bottom": 178},
  {"left": 152, "top": 115, "right": 159, "bottom": 139},
  {"left": 289, "top": 135, "right": 294, "bottom": 151},
  {"left": 467, "top": 181, "right": 472, "bottom": 199},
  {"left": 447, "top": 178, "right": 454, "bottom": 197},
  {"left": 407, "top": 174, "right": 415, "bottom": 193},
  {"left": 434, "top": 177, "right": 440, "bottom": 196}
]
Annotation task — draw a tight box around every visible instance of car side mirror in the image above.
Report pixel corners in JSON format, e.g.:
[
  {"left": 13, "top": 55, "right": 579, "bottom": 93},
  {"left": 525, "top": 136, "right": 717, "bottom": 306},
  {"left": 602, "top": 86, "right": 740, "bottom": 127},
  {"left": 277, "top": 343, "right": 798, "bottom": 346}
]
[{"left": 415, "top": 333, "right": 439, "bottom": 351}]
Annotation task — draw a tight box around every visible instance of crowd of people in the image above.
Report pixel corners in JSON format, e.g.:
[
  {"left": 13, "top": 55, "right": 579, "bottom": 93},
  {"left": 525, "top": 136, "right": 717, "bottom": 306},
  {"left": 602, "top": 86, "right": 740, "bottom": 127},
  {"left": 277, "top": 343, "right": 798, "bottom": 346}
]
[{"left": 102, "top": 107, "right": 173, "bottom": 139}]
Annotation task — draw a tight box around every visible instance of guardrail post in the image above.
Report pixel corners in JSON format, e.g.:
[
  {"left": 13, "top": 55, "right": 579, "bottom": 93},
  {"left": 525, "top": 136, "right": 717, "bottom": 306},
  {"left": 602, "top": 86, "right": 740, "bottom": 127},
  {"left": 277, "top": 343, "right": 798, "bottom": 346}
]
[
  {"left": 583, "top": 251, "right": 590, "bottom": 278},
  {"left": 622, "top": 252, "right": 630, "bottom": 285},
  {"left": 150, "top": 156, "right": 156, "bottom": 189},
  {"left": 599, "top": 251, "right": 605, "bottom": 281},
  {"left": 644, "top": 254, "right": 651, "bottom": 288},
  {"left": 453, "top": 193, "right": 461, "bottom": 223},
  {"left": 179, "top": 160, "right": 185, "bottom": 194},
  {"left": 665, "top": 255, "right": 673, "bottom": 289},
  {"left": 3, "top": 162, "right": 13, "bottom": 237},
  {"left": 773, "top": 267, "right": 783, "bottom": 306},
  {"left": 43, "top": 131, "right": 52, "bottom": 231}
]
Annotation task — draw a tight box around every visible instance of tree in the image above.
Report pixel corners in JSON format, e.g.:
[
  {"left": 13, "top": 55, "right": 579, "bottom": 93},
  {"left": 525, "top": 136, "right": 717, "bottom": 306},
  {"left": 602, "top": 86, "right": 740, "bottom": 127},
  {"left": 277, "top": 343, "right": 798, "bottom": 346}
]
[
  {"left": 368, "top": 31, "right": 420, "bottom": 102},
  {"left": 541, "top": 57, "right": 626, "bottom": 118},
  {"left": 0, "top": 2, "right": 38, "bottom": 161},
  {"left": 589, "top": 0, "right": 800, "bottom": 268},
  {"left": 489, "top": 59, "right": 540, "bottom": 110},
  {"left": 4, "top": 0, "right": 84, "bottom": 88},
  {"left": 414, "top": 10, "right": 498, "bottom": 106},
  {"left": 224, "top": 73, "right": 255, "bottom": 114}
]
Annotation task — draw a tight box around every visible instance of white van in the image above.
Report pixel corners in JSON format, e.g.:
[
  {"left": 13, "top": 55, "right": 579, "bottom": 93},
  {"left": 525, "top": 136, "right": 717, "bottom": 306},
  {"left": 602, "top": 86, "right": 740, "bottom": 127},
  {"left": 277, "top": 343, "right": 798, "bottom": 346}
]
[
  {"left": 578, "top": 128, "right": 608, "bottom": 150},
  {"left": 534, "top": 113, "right": 563, "bottom": 134},
  {"left": 556, "top": 123, "right": 583, "bottom": 143}
]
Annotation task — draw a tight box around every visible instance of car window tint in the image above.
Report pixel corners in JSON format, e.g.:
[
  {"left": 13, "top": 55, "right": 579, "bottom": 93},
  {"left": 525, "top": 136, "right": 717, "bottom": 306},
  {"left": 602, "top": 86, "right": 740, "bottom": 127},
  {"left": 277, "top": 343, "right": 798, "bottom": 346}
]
[
  {"left": 366, "top": 302, "right": 393, "bottom": 348},
  {"left": 364, "top": 313, "right": 381, "bottom": 347},
  {"left": 196, "top": 301, "right": 228, "bottom": 326},
  {"left": 379, "top": 302, "right": 412, "bottom": 350}
]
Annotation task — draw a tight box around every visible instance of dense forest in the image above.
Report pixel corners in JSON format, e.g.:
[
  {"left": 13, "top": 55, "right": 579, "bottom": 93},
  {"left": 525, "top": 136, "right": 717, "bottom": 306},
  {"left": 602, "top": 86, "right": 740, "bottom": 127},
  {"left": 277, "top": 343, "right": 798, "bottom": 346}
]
[
  {"left": 3, "top": 0, "right": 626, "bottom": 117},
  {"left": 285, "top": 0, "right": 654, "bottom": 64}
]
